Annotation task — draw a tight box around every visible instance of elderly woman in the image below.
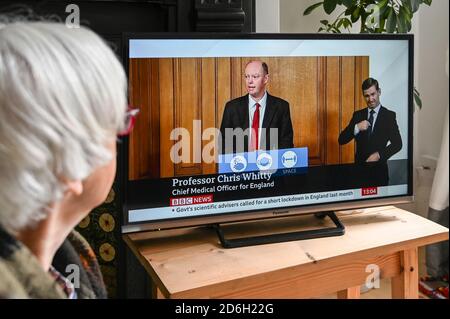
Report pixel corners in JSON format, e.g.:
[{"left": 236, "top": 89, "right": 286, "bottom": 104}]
[{"left": 0, "top": 22, "right": 129, "bottom": 298}]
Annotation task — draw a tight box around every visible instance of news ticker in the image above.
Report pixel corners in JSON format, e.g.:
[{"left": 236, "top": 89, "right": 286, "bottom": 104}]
[
  {"left": 128, "top": 184, "right": 408, "bottom": 223},
  {"left": 218, "top": 147, "right": 308, "bottom": 173}
]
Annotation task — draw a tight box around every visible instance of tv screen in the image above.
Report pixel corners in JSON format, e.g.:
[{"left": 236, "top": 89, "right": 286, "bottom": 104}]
[{"left": 121, "top": 33, "right": 413, "bottom": 234}]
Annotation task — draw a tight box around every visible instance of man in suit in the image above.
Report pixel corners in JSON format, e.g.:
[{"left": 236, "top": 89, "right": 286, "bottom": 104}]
[
  {"left": 219, "top": 60, "right": 294, "bottom": 154},
  {"left": 338, "top": 77, "right": 402, "bottom": 185}
]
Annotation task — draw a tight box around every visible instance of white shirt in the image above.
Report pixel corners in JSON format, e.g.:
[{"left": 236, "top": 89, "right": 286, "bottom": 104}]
[
  {"left": 248, "top": 91, "right": 267, "bottom": 149},
  {"left": 354, "top": 104, "right": 381, "bottom": 136}
]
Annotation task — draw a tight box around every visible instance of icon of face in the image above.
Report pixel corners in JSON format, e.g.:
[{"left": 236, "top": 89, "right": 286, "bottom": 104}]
[
  {"left": 363, "top": 85, "right": 381, "bottom": 109},
  {"left": 244, "top": 61, "right": 268, "bottom": 100}
]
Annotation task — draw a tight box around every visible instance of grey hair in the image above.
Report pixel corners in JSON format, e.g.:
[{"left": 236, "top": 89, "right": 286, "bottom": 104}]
[{"left": 0, "top": 22, "right": 127, "bottom": 232}]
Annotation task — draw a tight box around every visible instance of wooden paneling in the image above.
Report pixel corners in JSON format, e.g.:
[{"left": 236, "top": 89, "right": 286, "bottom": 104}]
[
  {"left": 245, "top": 57, "right": 322, "bottom": 164},
  {"left": 326, "top": 57, "right": 341, "bottom": 165},
  {"left": 201, "top": 58, "right": 217, "bottom": 175},
  {"left": 128, "top": 59, "right": 160, "bottom": 180},
  {"left": 341, "top": 57, "right": 356, "bottom": 164},
  {"left": 159, "top": 59, "right": 175, "bottom": 178},
  {"left": 355, "top": 56, "right": 370, "bottom": 111},
  {"left": 129, "top": 56, "right": 369, "bottom": 179},
  {"left": 231, "top": 58, "right": 244, "bottom": 99},
  {"left": 150, "top": 59, "right": 161, "bottom": 176},
  {"left": 317, "top": 57, "right": 327, "bottom": 165},
  {"left": 216, "top": 58, "right": 232, "bottom": 129},
  {"left": 174, "top": 58, "right": 203, "bottom": 176}
]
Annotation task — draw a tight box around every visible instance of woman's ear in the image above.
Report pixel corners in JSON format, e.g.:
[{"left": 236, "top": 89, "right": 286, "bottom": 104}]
[{"left": 64, "top": 179, "right": 83, "bottom": 196}]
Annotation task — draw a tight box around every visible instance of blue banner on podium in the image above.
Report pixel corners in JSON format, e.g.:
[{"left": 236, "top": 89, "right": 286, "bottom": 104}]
[{"left": 218, "top": 147, "right": 308, "bottom": 174}]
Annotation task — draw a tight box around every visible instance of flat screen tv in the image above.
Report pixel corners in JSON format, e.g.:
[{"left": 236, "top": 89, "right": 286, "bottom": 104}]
[{"left": 121, "top": 33, "right": 413, "bottom": 247}]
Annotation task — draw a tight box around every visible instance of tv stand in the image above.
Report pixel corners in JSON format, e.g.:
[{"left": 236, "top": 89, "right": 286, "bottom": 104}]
[
  {"left": 213, "top": 211, "right": 345, "bottom": 248},
  {"left": 123, "top": 206, "right": 449, "bottom": 298}
]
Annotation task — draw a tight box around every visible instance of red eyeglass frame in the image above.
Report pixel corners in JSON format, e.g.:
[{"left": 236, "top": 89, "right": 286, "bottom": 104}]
[{"left": 118, "top": 106, "right": 139, "bottom": 137}]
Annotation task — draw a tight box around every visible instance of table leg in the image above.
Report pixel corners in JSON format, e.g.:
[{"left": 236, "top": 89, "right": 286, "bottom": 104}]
[
  {"left": 152, "top": 283, "right": 166, "bottom": 299},
  {"left": 337, "top": 286, "right": 361, "bottom": 299},
  {"left": 391, "top": 248, "right": 419, "bottom": 299}
]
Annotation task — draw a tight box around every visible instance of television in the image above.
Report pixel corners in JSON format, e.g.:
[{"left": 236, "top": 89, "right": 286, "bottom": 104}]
[{"left": 121, "top": 33, "right": 413, "bottom": 247}]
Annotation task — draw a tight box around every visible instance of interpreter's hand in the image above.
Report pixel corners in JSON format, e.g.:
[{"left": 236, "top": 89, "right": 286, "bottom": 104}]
[
  {"left": 357, "top": 120, "right": 371, "bottom": 131},
  {"left": 366, "top": 152, "right": 380, "bottom": 162}
]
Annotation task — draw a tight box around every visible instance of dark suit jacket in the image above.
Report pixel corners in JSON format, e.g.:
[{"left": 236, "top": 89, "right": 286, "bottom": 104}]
[
  {"left": 219, "top": 93, "right": 294, "bottom": 154},
  {"left": 338, "top": 106, "right": 402, "bottom": 164}
]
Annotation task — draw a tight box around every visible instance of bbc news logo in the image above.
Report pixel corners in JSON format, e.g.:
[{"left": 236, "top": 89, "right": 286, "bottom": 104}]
[
  {"left": 170, "top": 194, "right": 213, "bottom": 206},
  {"left": 361, "top": 187, "right": 378, "bottom": 196}
]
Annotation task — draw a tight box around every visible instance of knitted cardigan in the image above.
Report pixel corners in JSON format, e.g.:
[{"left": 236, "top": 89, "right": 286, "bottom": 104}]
[{"left": 0, "top": 226, "right": 107, "bottom": 299}]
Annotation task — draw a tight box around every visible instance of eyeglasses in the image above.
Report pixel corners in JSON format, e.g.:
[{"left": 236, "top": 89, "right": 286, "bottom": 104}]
[{"left": 117, "top": 106, "right": 139, "bottom": 137}]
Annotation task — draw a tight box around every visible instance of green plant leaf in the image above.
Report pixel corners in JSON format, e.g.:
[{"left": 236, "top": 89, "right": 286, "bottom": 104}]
[
  {"left": 397, "top": 11, "right": 407, "bottom": 33},
  {"left": 332, "top": 24, "right": 342, "bottom": 33},
  {"left": 345, "top": 5, "right": 355, "bottom": 15},
  {"left": 342, "top": 18, "right": 353, "bottom": 29},
  {"left": 422, "top": 0, "right": 432, "bottom": 6},
  {"left": 402, "top": 6, "right": 413, "bottom": 31},
  {"left": 398, "top": 5, "right": 413, "bottom": 32},
  {"left": 378, "top": 0, "right": 389, "bottom": 9},
  {"left": 402, "top": 0, "right": 413, "bottom": 14},
  {"left": 320, "top": 19, "right": 329, "bottom": 25},
  {"left": 410, "top": 0, "right": 420, "bottom": 12},
  {"left": 351, "top": 6, "right": 361, "bottom": 22},
  {"left": 402, "top": 6, "right": 412, "bottom": 22},
  {"left": 342, "top": 0, "right": 354, "bottom": 7},
  {"left": 404, "top": 3, "right": 413, "bottom": 17},
  {"left": 406, "top": 19, "right": 412, "bottom": 32},
  {"left": 386, "top": 8, "right": 396, "bottom": 33},
  {"left": 414, "top": 88, "right": 422, "bottom": 109},
  {"left": 380, "top": 3, "right": 390, "bottom": 19},
  {"left": 324, "top": 0, "right": 338, "bottom": 14},
  {"left": 303, "top": 2, "right": 324, "bottom": 15},
  {"left": 376, "top": 17, "right": 387, "bottom": 32}
]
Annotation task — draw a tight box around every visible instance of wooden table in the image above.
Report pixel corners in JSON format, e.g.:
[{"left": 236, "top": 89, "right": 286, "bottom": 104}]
[{"left": 123, "top": 206, "right": 449, "bottom": 299}]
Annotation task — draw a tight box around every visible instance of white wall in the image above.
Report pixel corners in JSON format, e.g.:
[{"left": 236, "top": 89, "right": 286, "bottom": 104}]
[
  {"left": 256, "top": 0, "right": 280, "bottom": 32},
  {"left": 416, "top": 1, "right": 449, "bottom": 168}
]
